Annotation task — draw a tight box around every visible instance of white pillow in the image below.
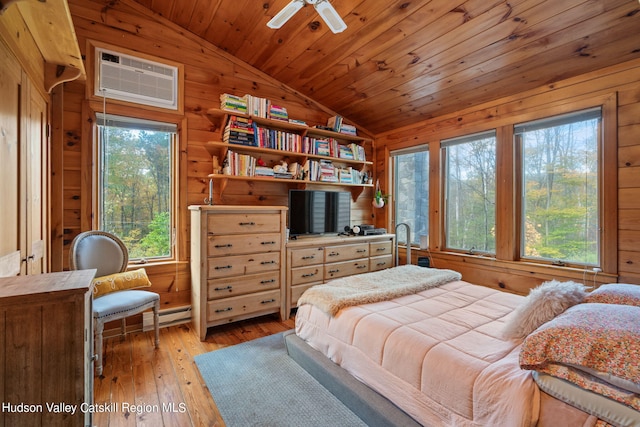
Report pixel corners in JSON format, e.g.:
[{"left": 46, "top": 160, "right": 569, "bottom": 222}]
[{"left": 502, "top": 280, "right": 586, "bottom": 340}]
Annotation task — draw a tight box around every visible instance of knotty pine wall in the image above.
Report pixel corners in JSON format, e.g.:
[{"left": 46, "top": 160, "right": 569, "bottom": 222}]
[
  {"left": 57, "top": 0, "right": 375, "bottom": 317},
  {"left": 375, "top": 58, "right": 640, "bottom": 293}
]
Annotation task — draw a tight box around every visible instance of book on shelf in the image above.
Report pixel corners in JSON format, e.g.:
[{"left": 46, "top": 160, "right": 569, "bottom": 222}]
[
  {"left": 268, "top": 104, "right": 289, "bottom": 121},
  {"left": 338, "top": 167, "right": 354, "bottom": 184},
  {"left": 220, "top": 94, "right": 247, "bottom": 114},
  {"left": 225, "top": 150, "right": 256, "bottom": 177},
  {"left": 327, "top": 115, "right": 343, "bottom": 132},
  {"left": 340, "top": 123, "right": 357, "bottom": 136}
]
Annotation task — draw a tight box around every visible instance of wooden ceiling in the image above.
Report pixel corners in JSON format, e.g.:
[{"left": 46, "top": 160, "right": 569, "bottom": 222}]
[{"left": 133, "top": 0, "right": 640, "bottom": 135}]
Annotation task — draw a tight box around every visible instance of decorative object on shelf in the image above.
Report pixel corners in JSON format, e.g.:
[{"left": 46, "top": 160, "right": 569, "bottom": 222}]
[
  {"left": 267, "top": 0, "right": 347, "bottom": 34},
  {"left": 373, "top": 179, "right": 388, "bottom": 208},
  {"left": 205, "top": 178, "right": 214, "bottom": 205}
]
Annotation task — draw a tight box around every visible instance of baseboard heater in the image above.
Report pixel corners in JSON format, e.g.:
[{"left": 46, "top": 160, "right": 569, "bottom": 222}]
[{"left": 143, "top": 305, "right": 192, "bottom": 331}]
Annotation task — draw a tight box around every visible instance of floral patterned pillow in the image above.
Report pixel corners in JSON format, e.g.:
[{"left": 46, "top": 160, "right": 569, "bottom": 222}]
[
  {"left": 520, "top": 303, "right": 640, "bottom": 387},
  {"left": 584, "top": 283, "right": 640, "bottom": 307}
]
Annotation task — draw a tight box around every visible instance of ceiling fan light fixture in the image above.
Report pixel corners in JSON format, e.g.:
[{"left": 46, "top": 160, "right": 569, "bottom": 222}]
[
  {"left": 267, "top": 0, "right": 305, "bottom": 29},
  {"left": 266, "top": 0, "right": 347, "bottom": 33},
  {"left": 314, "top": 0, "right": 347, "bottom": 34}
]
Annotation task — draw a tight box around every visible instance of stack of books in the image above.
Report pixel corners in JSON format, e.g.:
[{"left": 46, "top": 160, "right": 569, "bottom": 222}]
[
  {"left": 255, "top": 166, "right": 274, "bottom": 177},
  {"left": 223, "top": 116, "right": 255, "bottom": 146},
  {"left": 327, "top": 115, "right": 343, "bottom": 132},
  {"left": 340, "top": 123, "right": 357, "bottom": 136},
  {"left": 254, "top": 126, "right": 302, "bottom": 152},
  {"left": 319, "top": 160, "right": 338, "bottom": 183},
  {"left": 268, "top": 104, "right": 288, "bottom": 121},
  {"left": 225, "top": 150, "right": 256, "bottom": 177},
  {"left": 245, "top": 94, "right": 269, "bottom": 117},
  {"left": 349, "top": 143, "right": 366, "bottom": 161},
  {"left": 220, "top": 94, "right": 247, "bottom": 114}
]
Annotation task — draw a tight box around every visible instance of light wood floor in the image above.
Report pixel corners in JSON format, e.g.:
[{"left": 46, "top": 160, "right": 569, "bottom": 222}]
[{"left": 94, "top": 314, "right": 296, "bottom": 427}]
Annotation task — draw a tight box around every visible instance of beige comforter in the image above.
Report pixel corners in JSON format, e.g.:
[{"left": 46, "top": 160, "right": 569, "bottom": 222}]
[{"left": 296, "top": 276, "right": 540, "bottom": 426}]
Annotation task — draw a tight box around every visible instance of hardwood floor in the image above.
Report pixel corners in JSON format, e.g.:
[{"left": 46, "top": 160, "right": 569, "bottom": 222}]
[{"left": 94, "top": 314, "right": 296, "bottom": 427}]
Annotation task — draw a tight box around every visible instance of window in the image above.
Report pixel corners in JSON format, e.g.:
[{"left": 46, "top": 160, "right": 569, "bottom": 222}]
[
  {"left": 393, "top": 148, "right": 429, "bottom": 245},
  {"left": 516, "top": 108, "right": 601, "bottom": 266},
  {"left": 442, "top": 131, "right": 497, "bottom": 253},
  {"left": 97, "top": 114, "right": 177, "bottom": 260}
]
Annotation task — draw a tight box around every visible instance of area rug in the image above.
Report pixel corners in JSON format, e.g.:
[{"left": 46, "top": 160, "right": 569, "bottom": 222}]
[{"left": 194, "top": 332, "right": 367, "bottom": 427}]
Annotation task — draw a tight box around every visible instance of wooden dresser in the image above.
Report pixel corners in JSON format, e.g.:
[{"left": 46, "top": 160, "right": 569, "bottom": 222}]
[
  {"left": 189, "top": 205, "right": 287, "bottom": 340},
  {"left": 0, "top": 269, "right": 95, "bottom": 427},
  {"left": 286, "top": 234, "right": 395, "bottom": 315}
]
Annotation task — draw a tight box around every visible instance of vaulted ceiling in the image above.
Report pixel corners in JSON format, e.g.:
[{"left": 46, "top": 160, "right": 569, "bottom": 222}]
[{"left": 133, "top": 0, "right": 640, "bottom": 134}]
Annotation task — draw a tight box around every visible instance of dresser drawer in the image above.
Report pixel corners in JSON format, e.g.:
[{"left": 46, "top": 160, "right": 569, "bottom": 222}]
[
  {"left": 370, "top": 255, "right": 393, "bottom": 272},
  {"left": 207, "top": 252, "right": 280, "bottom": 278},
  {"left": 290, "top": 247, "right": 324, "bottom": 267},
  {"left": 207, "top": 272, "right": 280, "bottom": 300},
  {"left": 324, "top": 243, "right": 369, "bottom": 263},
  {"left": 206, "top": 290, "right": 280, "bottom": 322},
  {"left": 207, "top": 233, "right": 281, "bottom": 256},
  {"left": 207, "top": 212, "right": 281, "bottom": 234},
  {"left": 290, "top": 265, "right": 323, "bottom": 286},
  {"left": 325, "top": 259, "right": 369, "bottom": 279},
  {"left": 370, "top": 240, "right": 392, "bottom": 256}
]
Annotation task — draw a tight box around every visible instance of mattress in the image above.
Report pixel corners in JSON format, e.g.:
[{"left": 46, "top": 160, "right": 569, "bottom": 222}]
[{"left": 296, "top": 279, "right": 540, "bottom": 427}]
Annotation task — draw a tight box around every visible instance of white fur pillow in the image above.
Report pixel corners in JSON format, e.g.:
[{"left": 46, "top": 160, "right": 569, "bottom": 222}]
[{"left": 502, "top": 280, "right": 587, "bottom": 340}]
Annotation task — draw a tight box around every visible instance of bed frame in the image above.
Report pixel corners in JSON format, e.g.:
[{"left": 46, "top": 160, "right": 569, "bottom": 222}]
[{"left": 283, "top": 330, "right": 421, "bottom": 427}]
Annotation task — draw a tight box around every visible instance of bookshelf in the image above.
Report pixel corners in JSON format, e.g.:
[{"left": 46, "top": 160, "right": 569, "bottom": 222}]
[{"left": 204, "top": 108, "right": 374, "bottom": 200}]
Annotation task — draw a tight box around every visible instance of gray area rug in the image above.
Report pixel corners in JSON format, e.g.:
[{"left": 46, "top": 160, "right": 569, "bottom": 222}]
[{"left": 194, "top": 332, "right": 368, "bottom": 427}]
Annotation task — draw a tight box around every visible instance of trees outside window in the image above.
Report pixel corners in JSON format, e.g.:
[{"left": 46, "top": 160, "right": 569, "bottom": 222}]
[
  {"left": 393, "top": 149, "right": 429, "bottom": 245},
  {"left": 97, "top": 115, "right": 176, "bottom": 260},
  {"left": 516, "top": 108, "right": 600, "bottom": 265},
  {"left": 442, "top": 132, "right": 497, "bottom": 253}
]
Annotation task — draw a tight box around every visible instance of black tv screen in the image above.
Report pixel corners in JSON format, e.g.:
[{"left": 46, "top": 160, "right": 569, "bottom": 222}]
[{"left": 288, "top": 190, "right": 351, "bottom": 237}]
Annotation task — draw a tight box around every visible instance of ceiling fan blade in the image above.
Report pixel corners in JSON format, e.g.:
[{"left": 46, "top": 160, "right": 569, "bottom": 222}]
[
  {"left": 314, "top": 0, "right": 347, "bottom": 33},
  {"left": 267, "top": 0, "right": 305, "bottom": 29}
]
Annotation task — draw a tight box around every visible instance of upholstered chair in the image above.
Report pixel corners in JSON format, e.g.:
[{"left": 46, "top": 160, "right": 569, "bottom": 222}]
[{"left": 69, "top": 230, "right": 159, "bottom": 375}]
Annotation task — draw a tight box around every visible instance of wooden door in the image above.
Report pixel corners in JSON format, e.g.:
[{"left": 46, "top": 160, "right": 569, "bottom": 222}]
[
  {"left": 0, "top": 42, "right": 22, "bottom": 277},
  {"left": 23, "top": 78, "right": 48, "bottom": 275}
]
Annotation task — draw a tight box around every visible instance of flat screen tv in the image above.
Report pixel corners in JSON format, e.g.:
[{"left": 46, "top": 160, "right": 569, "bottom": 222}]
[{"left": 288, "top": 190, "right": 351, "bottom": 237}]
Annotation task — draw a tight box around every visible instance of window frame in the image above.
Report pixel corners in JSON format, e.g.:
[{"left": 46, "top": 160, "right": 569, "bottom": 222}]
[
  {"left": 92, "top": 107, "right": 184, "bottom": 264},
  {"left": 389, "top": 93, "right": 617, "bottom": 275},
  {"left": 514, "top": 107, "right": 602, "bottom": 268},
  {"left": 441, "top": 130, "right": 497, "bottom": 255}
]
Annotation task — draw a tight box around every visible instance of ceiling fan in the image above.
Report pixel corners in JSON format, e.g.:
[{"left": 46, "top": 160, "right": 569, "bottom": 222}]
[{"left": 267, "top": 0, "right": 347, "bottom": 34}]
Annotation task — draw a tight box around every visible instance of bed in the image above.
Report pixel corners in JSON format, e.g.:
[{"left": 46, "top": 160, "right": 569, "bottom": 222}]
[{"left": 290, "top": 265, "right": 640, "bottom": 427}]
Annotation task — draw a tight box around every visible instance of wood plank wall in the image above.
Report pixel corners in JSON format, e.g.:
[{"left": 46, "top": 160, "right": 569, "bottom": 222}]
[
  {"left": 57, "top": 0, "right": 374, "bottom": 317},
  {"left": 376, "top": 58, "right": 640, "bottom": 293}
]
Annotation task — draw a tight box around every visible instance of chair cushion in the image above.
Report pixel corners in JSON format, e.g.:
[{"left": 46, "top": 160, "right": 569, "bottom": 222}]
[
  {"left": 92, "top": 268, "right": 151, "bottom": 297},
  {"left": 93, "top": 290, "right": 159, "bottom": 320}
]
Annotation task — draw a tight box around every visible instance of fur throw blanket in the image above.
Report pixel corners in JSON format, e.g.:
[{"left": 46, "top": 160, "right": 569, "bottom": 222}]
[{"left": 297, "top": 265, "right": 462, "bottom": 316}]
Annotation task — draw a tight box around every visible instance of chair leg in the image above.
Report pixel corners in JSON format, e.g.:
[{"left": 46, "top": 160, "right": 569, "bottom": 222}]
[
  {"left": 95, "top": 320, "right": 104, "bottom": 376},
  {"left": 153, "top": 300, "right": 160, "bottom": 348},
  {"left": 121, "top": 318, "right": 126, "bottom": 338}
]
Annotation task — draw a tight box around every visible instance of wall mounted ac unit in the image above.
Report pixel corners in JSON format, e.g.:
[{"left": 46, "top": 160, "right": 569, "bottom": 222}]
[{"left": 95, "top": 48, "right": 178, "bottom": 110}]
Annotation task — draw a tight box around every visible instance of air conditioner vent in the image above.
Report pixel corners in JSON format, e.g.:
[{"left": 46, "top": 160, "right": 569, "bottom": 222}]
[{"left": 95, "top": 48, "right": 178, "bottom": 110}]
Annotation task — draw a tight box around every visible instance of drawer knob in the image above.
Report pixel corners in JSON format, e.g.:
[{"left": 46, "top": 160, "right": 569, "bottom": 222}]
[
  {"left": 215, "top": 307, "right": 233, "bottom": 313},
  {"left": 214, "top": 243, "right": 233, "bottom": 248},
  {"left": 260, "top": 260, "right": 276, "bottom": 265},
  {"left": 261, "top": 241, "right": 276, "bottom": 245},
  {"left": 376, "top": 248, "right": 386, "bottom": 252},
  {"left": 301, "top": 255, "right": 315, "bottom": 260},
  {"left": 214, "top": 285, "right": 233, "bottom": 291},
  {"left": 328, "top": 252, "right": 339, "bottom": 257},
  {"left": 377, "top": 262, "right": 386, "bottom": 266},
  {"left": 261, "top": 299, "right": 276, "bottom": 304},
  {"left": 239, "top": 221, "right": 256, "bottom": 226},
  {"left": 328, "top": 269, "right": 339, "bottom": 274},
  {"left": 357, "top": 249, "right": 367, "bottom": 253},
  {"left": 302, "top": 272, "right": 316, "bottom": 278},
  {"left": 357, "top": 265, "right": 367, "bottom": 269},
  {"left": 215, "top": 265, "right": 232, "bottom": 270},
  {"left": 260, "top": 279, "right": 276, "bottom": 284}
]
